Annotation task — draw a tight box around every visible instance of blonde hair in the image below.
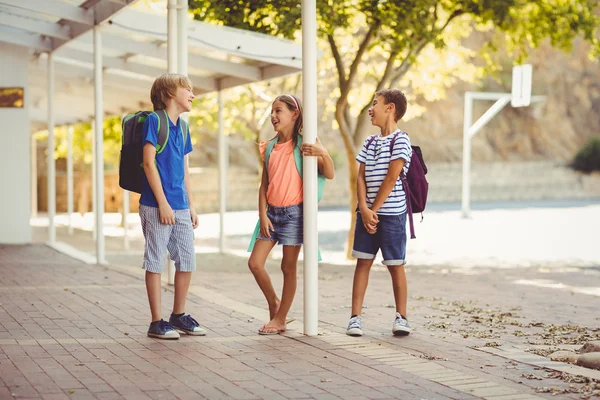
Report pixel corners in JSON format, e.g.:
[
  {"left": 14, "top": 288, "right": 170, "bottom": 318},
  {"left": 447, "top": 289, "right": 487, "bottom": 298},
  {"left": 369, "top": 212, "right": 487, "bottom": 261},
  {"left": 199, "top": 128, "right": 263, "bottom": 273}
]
[{"left": 150, "top": 73, "right": 193, "bottom": 111}]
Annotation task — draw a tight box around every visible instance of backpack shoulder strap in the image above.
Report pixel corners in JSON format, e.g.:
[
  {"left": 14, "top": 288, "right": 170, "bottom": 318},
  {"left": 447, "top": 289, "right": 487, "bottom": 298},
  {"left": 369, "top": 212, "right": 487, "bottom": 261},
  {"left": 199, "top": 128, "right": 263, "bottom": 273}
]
[
  {"left": 389, "top": 131, "right": 402, "bottom": 154},
  {"left": 365, "top": 134, "right": 378, "bottom": 151},
  {"left": 179, "top": 118, "right": 189, "bottom": 145},
  {"left": 155, "top": 110, "right": 170, "bottom": 154},
  {"left": 294, "top": 136, "right": 303, "bottom": 178},
  {"left": 264, "top": 138, "right": 278, "bottom": 177}
]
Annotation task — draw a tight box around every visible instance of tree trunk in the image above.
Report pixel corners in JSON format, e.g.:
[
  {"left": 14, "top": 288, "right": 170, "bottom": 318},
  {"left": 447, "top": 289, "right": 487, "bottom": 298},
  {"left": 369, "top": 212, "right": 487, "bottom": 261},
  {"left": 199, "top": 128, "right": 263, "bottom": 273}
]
[{"left": 335, "top": 103, "right": 358, "bottom": 260}]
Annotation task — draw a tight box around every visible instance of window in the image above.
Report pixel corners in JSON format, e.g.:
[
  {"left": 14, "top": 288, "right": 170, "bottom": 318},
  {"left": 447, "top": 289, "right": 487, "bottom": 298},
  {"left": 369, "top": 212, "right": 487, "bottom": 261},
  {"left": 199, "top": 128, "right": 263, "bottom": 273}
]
[{"left": 0, "top": 87, "right": 24, "bottom": 108}]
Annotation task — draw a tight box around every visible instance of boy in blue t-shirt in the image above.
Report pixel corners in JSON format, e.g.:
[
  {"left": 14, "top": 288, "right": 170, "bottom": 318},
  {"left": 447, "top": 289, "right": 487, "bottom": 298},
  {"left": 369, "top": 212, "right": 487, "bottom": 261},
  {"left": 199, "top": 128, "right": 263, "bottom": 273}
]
[
  {"left": 347, "top": 89, "right": 413, "bottom": 337},
  {"left": 140, "top": 73, "right": 206, "bottom": 339}
]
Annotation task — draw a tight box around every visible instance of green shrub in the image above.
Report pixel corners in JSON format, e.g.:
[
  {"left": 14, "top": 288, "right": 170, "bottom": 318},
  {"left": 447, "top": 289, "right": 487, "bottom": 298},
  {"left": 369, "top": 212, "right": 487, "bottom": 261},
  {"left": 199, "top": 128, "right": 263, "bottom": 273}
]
[{"left": 572, "top": 137, "right": 600, "bottom": 173}]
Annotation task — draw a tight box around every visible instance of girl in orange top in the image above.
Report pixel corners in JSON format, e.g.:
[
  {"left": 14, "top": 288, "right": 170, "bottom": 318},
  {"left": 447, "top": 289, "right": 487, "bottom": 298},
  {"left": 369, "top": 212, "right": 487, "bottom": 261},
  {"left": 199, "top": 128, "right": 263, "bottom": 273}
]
[{"left": 249, "top": 94, "right": 335, "bottom": 335}]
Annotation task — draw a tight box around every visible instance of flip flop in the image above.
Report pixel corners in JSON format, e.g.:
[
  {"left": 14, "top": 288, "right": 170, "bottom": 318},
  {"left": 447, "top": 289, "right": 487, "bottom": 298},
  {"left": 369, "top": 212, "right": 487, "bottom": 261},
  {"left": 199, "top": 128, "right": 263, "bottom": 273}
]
[{"left": 258, "top": 325, "right": 286, "bottom": 335}]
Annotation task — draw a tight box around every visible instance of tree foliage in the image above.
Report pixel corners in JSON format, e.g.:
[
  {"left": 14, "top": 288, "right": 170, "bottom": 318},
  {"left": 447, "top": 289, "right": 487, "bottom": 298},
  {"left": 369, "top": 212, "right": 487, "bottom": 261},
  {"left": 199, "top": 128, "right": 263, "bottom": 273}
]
[{"left": 190, "top": 0, "right": 600, "bottom": 257}]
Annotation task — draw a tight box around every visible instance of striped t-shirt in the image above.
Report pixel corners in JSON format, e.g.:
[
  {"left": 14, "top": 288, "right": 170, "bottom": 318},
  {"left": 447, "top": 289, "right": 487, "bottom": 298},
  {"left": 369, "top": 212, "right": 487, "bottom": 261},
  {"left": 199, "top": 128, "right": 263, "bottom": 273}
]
[{"left": 356, "top": 130, "right": 412, "bottom": 215}]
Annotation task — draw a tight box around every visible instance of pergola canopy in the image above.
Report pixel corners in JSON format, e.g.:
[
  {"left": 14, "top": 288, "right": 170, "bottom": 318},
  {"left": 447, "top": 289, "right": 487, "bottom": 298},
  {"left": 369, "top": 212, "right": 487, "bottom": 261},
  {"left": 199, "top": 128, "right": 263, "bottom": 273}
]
[{"left": 0, "top": 0, "right": 302, "bottom": 129}]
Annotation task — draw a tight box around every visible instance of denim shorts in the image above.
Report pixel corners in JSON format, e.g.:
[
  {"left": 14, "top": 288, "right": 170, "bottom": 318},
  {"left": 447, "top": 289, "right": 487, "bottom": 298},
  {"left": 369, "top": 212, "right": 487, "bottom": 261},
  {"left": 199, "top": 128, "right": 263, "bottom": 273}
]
[
  {"left": 258, "top": 203, "right": 303, "bottom": 246},
  {"left": 352, "top": 211, "right": 407, "bottom": 266}
]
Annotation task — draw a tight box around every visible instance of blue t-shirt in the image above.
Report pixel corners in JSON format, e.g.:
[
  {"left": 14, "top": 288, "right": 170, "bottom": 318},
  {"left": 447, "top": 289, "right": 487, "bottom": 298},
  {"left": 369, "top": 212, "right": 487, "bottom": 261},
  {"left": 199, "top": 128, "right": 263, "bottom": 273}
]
[{"left": 139, "top": 112, "right": 193, "bottom": 210}]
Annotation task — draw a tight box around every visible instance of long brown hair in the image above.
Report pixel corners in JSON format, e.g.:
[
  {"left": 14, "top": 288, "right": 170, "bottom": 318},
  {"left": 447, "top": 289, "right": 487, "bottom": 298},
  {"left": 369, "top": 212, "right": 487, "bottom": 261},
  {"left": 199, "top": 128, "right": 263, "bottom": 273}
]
[{"left": 272, "top": 94, "right": 303, "bottom": 148}]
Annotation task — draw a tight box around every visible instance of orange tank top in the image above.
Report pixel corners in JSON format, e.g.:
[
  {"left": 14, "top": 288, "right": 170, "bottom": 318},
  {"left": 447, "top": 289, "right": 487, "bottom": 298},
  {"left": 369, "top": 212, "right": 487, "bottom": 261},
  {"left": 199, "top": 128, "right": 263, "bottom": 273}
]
[{"left": 259, "top": 139, "right": 303, "bottom": 207}]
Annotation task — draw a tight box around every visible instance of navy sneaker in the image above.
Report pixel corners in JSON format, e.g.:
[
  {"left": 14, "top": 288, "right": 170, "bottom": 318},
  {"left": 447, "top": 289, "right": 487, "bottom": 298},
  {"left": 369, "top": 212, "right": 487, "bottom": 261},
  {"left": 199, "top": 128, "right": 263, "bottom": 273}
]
[
  {"left": 147, "top": 319, "right": 180, "bottom": 339},
  {"left": 169, "top": 314, "right": 207, "bottom": 336}
]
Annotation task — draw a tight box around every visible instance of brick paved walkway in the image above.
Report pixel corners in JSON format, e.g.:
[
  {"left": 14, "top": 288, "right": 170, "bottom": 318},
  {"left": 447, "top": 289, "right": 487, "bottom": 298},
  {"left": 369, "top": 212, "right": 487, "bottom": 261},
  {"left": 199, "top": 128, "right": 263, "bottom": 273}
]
[{"left": 2, "top": 244, "right": 599, "bottom": 399}]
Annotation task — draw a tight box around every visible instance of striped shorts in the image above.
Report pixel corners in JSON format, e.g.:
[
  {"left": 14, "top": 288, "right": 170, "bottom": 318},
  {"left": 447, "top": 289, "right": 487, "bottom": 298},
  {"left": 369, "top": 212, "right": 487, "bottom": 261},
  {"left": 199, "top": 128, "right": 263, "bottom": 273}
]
[{"left": 139, "top": 204, "right": 196, "bottom": 273}]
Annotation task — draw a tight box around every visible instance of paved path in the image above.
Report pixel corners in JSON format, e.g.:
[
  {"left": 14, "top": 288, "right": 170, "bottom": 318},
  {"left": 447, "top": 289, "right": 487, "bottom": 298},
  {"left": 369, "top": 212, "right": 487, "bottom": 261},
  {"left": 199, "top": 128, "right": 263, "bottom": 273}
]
[{"left": 2, "top": 245, "right": 600, "bottom": 399}]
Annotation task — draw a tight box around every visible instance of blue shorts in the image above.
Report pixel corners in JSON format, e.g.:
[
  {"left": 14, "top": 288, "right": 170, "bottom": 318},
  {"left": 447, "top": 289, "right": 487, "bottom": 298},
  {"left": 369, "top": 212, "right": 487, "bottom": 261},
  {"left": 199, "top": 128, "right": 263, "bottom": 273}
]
[
  {"left": 352, "top": 212, "right": 407, "bottom": 266},
  {"left": 258, "top": 203, "right": 303, "bottom": 246}
]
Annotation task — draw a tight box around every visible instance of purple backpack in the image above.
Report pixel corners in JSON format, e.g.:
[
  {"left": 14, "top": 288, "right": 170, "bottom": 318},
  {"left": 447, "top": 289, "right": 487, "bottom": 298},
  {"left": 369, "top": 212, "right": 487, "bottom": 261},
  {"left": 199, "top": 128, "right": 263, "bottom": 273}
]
[{"left": 366, "top": 132, "right": 429, "bottom": 239}]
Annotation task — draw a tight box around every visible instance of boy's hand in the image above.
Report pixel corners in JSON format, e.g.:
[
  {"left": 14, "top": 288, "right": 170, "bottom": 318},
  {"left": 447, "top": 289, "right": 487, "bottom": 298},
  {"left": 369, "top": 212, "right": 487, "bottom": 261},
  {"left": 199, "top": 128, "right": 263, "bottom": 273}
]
[
  {"left": 301, "top": 137, "right": 328, "bottom": 157},
  {"left": 190, "top": 208, "right": 199, "bottom": 229},
  {"left": 360, "top": 207, "right": 379, "bottom": 227},
  {"left": 259, "top": 215, "right": 274, "bottom": 238},
  {"left": 364, "top": 221, "right": 377, "bottom": 235},
  {"left": 159, "top": 203, "right": 175, "bottom": 225}
]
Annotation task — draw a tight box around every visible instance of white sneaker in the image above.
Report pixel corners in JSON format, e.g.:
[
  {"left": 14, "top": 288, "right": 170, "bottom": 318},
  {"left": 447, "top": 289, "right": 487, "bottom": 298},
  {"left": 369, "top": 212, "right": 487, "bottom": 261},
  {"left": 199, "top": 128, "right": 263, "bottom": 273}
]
[
  {"left": 392, "top": 313, "right": 411, "bottom": 335},
  {"left": 346, "top": 316, "right": 363, "bottom": 336}
]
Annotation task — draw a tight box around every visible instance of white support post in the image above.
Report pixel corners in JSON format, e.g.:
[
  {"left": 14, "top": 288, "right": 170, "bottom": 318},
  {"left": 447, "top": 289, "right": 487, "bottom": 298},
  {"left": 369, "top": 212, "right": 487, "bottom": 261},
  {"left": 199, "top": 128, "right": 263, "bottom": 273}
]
[
  {"left": 67, "top": 126, "right": 74, "bottom": 235},
  {"left": 166, "top": 0, "right": 190, "bottom": 285},
  {"left": 302, "top": 0, "right": 319, "bottom": 337},
  {"left": 47, "top": 52, "right": 56, "bottom": 243},
  {"left": 462, "top": 92, "right": 512, "bottom": 218},
  {"left": 31, "top": 134, "right": 37, "bottom": 218},
  {"left": 218, "top": 89, "right": 226, "bottom": 253},
  {"left": 461, "top": 92, "right": 473, "bottom": 219},
  {"left": 177, "top": 0, "right": 188, "bottom": 77},
  {"left": 91, "top": 124, "right": 96, "bottom": 240},
  {"left": 167, "top": 0, "right": 177, "bottom": 73},
  {"left": 123, "top": 189, "right": 130, "bottom": 250},
  {"left": 94, "top": 26, "right": 105, "bottom": 264}
]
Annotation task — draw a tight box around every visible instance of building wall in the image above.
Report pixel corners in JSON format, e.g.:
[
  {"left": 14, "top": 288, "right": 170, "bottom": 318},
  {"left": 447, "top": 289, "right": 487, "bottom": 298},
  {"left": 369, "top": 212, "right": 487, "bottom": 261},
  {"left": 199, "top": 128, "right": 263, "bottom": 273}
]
[
  {"left": 37, "top": 162, "right": 600, "bottom": 215},
  {"left": 0, "top": 44, "right": 31, "bottom": 243}
]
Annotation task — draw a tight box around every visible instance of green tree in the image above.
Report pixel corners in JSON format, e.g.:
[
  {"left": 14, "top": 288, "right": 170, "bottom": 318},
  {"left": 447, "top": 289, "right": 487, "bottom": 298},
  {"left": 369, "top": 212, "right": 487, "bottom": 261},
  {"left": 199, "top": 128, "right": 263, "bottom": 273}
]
[{"left": 191, "top": 0, "right": 600, "bottom": 257}]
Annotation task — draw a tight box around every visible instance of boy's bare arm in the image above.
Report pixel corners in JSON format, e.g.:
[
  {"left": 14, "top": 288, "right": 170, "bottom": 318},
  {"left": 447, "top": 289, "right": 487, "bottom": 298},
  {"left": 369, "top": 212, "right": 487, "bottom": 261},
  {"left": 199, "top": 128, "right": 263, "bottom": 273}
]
[
  {"left": 143, "top": 143, "right": 174, "bottom": 225},
  {"left": 357, "top": 163, "right": 378, "bottom": 231},
  {"left": 357, "top": 163, "right": 369, "bottom": 212},
  {"left": 183, "top": 154, "right": 199, "bottom": 228},
  {"left": 370, "top": 158, "right": 405, "bottom": 213}
]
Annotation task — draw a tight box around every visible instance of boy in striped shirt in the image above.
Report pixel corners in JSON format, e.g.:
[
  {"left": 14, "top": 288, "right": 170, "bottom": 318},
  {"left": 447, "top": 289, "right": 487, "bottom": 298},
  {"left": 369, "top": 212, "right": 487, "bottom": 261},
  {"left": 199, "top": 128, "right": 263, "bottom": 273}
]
[{"left": 347, "top": 89, "right": 413, "bottom": 337}]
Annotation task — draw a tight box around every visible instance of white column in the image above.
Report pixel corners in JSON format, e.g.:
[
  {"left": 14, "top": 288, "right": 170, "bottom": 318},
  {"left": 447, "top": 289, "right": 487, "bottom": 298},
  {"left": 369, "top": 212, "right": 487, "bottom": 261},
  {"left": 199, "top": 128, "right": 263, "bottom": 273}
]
[
  {"left": 177, "top": 0, "right": 188, "bottom": 77},
  {"left": 218, "top": 90, "right": 227, "bottom": 253},
  {"left": 47, "top": 52, "right": 56, "bottom": 243},
  {"left": 94, "top": 26, "right": 105, "bottom": 264},
  {"left": 123, "top": 189, "right": 130, "bottom": 250},
  {"left": 167, "top": 0, "right": 177, "bottom": 73},
  {"left": 67, "top": 126, "right": 74, "bottom": 235},
  {"left": 91, "top": 124, "right": 96, "bottom": 240},
  {"left": 302, "top": 0, "right": 319, "bottom": 337},
  {"left": 461, "top": 92, "right": 473, "bottom": 219},
  {"left": 31, "top": 134, "right": 37, "bottom": 218}
]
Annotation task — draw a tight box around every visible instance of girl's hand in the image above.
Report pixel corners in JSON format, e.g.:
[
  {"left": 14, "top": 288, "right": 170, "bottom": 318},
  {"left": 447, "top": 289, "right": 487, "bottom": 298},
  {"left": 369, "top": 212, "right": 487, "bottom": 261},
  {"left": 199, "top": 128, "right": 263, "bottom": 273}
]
[
  {"left": 190, "top": 208, "right": 199, "bottom": 229},
  {"left": 260, "top": 215, "right": 274, "bottom": 238},
  {"left": 301, "top": 137, "right": 327, "bottom": 157}
]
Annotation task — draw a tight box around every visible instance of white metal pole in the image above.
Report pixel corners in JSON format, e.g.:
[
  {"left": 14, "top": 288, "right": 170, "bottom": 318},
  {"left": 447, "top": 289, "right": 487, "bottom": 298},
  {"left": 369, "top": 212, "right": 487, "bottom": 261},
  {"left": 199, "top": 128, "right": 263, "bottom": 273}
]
[
  {"left": 218, "top": 90, "right": 226, "bottom": 253},
  {"left": 123, "top": 189, "right": 130, "bottom": 250},
  {"left": 461, "top": 93, "right": 473, "bottom": 218},
  {"left": 67, "top": 126, "right": 74, "bottom": 235},
  {"left": 91, "top": 124, "right": 96, "bottom": 240},
  {"left": 47, "top": 52, "right": 56, "bottom": 243},
  {"left": 31, "top": 134, "right": 37, "bottom": 218},
  {"left": 94, "top": 26, "right": 105, "bottom": 264},
  {"left": 166, "top": 0, "right": 190, "bottom": 285},
  {"left": 302, "top": 0, "right": 319, "bottom": 336},
  {"left": 167, "top": 0, "right": 177, "bottom": 73},
  {"left": 177, "top": 0, "right": 188, "bottom": 78}
]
